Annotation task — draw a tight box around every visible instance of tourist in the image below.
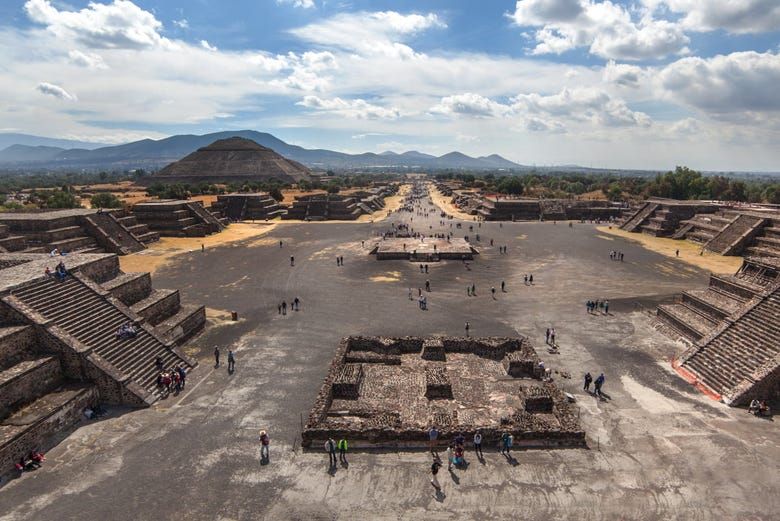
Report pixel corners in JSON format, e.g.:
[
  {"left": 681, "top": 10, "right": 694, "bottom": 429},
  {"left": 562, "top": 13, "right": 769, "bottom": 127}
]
[
  {"left": 491, "top": 286, "right": 496, "bottom": 299},
  {"left": 425, "top": 280, "right": 431, "bottom": 292},
  {"left": 604, "top": 300, "right": 610, "bottom": 314},
  {"left": 471, "top": 283, "right": 476, "bottom": 296},
  {"left": 290, "top": 255, "right": 295, "bottom": 266},
  {"left": 227, "top": 350, "right": 235, "bottom": 373},
  {"left": 529, "top": 274, "right": 534, "bottom": 285},
  {"left": 474, "top": 430, "right": 483, "bottom": 458},
  {"left": 325, "top": 438, "right": 337, "bottom": 467},
  {"left": 500, "top": 431, "right": 511, "bottom": 455},
  {"left": 201, "top": 243, "right": 205, "bottom": 253},
  {"left": 550, "top": 328, "right": 556, "bottom": 345},
  {"left": 546, "top": 328, "right": 551, "bottom": 344},
  {"left": 501, "top": 281, "right": 505, "bottom": 292},
  {"left": 594, "top": 373, "right": 605, "bottom": 397},
  {"left": 338, "top": 437, "right": 348, "bottom": 464},
  {"left": 428, "top": 426, "right": 439, "bottom": 454},
  {"left": 748, "top": 399, "right": 760, "bottom": 415},
  {"left": 214, "top": 346, "right": 220, "bottom": 367},
  {"left": 524, "top": 274, "right": 528, "bottom": 285},
  {"left": 465, "top": 321, "right": 470, "bottom": 337},
  {"left": 409, "top": 288, "right": 413, "bottom": 300},
  {"left": 424, "top": 264, "right": 429, "bottom": 273},
  {"left": 584, "top": 372, "right": 592, "bottom": 392},
  {"left": 430, "top": 459, "right": 442, "bottom": 492},
  {"left": 675, "top": 249, "right": 680, "bottom": 257},
  {"left": 177, "top": 366, "right": 187, "bottom": 389},
  {"left": 279, "top": 240, "right": 283, "bottom": 248},
  {"left": 466, "top": 286, "right": 471, "bottom": 297},
  {"left": 278, "top": 303, "right": 282, "bottom": 314},
  {"left": 446, "top": 444, "right": 453, "bottom": 470},
  {"left": 294, "top": 297, "right": 300, "bottom": 311},
  {"left": 260, "top": 430, "right": 270, "bottom": 462},
  {"left": 420, "top": 264, "right": 424, "bottom": 273},
  {"left": 282, "top": 301, "right": 287, "bottom": 315}
]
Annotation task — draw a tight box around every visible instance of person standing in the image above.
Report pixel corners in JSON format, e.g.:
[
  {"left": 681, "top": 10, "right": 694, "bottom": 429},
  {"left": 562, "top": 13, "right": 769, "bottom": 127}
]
[
  {"left": 465, "top": 321, "right": 470, "bottom": 337},
  {"left": 594, "top": 373, "right": 605, "bottom": 397},
  {"left": 428, "top": 426, "right": 439, "bottom": 454},
  {"left": 529, "top": 274, "right": 534, "bottom": 285},
  {"left": 545, "top": 328, "right": 551, "bottom": 345},
  {"left": 604, "top": 300, "right": 609, "bottom": 315},
  {"left": 279, "top": 240, "right": 283, "bottom": 248},
  {"left": 338, "top": 437, "right": 348, "bottom": 464},
  {"left": 446, "top": 444, "right": 453, "bottom": 470},
  {"left": 259, "top": 430, "right": 270, "bottom": 462},
  {"left": 474, "top": 430, "right": 483, "bottom": 458},
  {"left": 491, "top": 287, "right": 496, "bottom": 299},
  {"left": 500, "top": 431, "right": 510, "bottom": 456},
  {"left": 214, "top": 346, "right": 220, "bottom": 368},
  {"left": 325, "top": 438, "right": 337, "bottom": 467},
  {"left": 227, "top": 350, "right": 235, "bottom": 373},
  {"left": 550, "top": 328, "right": 556, "bottom": 346},
  {"left": 294, "top": 297, "right": 300, "bottom": 311},
  {"left": 501, "top": 281, "right": 505, "bottom": 292},
  {"left": 409, "top": 288, "right": 413, "bottom": 300},
  {"left": 290, "top": 255, "right": 295, "bottom": 266},
  {"left": 524, "top": 274, "right": 528, "bottom": 285},
  {"left": 282, "top": 301, "right": 287, "bottom": 315},
  {"left": 584, "top": 372, "right": 592, "bottom": 392}
]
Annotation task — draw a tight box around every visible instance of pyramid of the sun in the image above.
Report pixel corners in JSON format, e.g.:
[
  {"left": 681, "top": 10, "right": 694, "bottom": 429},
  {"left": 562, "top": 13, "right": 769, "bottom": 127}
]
[{"left": 151, "top": 137, "right": 312, "bottom": 184}]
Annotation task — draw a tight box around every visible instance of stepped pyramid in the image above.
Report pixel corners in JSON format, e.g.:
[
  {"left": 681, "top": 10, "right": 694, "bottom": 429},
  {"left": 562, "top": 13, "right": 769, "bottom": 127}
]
[{"left": 151, "top": 137, "right": 312, "bottom": 184}]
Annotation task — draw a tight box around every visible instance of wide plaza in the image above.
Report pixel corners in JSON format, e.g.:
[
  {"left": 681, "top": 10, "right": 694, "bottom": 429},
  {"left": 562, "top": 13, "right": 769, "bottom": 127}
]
[{"left": 0, "top": 186, "right": 777, "bottom": 521}]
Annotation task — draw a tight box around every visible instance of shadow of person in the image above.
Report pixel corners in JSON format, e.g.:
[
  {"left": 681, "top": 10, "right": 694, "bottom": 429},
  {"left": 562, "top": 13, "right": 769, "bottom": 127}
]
[
  {"left": 599, "top": 391, "right": 612, "bottom": 401},
  {"left": 506, "top": 454, "right": 519, "bottom": 466},
  {"left": 341, "top": 460, "right": 349, "bottom": 469},
  {"left": 477, "top": 453, "right": 486, "bottom": 465},
  {"left": 434, "top": 489, "right": 446, "bottom": 502},
  {"left": 327, "top": 464, "right": 337, "bottom": 476},
  {"left": 448, "top": 469, "right": 460, "bottom": 484}
]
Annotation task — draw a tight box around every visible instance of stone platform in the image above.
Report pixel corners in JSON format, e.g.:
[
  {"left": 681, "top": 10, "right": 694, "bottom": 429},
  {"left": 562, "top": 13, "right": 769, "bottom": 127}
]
[
  {"left": 303, "top": 336, "right": 585, "bottom": 449},
  {"left": 372, "top": 237, "right": 477, "bottom": 261}
]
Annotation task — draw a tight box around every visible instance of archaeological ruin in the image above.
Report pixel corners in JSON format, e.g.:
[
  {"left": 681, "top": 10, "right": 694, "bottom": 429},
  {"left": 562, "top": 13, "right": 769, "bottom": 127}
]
[
  {"left": 208, "top": 193, "right": 286, "bottom": 221},
  {"left": 303, "top": 336, "right": 585, "bottom": 449},
  {"left": 0, "top": 251, "right": 204, "bottom": 471},
  {"left": 131, "top": 200, "right": 226, "bottom": 237},
  {"left": 0, "top": 209, "right": 158, "bottom": 256},
  {"left": 371, "top": 238, "right": 477, "bottom": 261}
]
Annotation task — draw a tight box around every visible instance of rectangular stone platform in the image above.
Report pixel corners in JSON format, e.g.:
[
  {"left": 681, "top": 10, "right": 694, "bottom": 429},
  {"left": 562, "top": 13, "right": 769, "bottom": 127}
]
[
  {"left": 303, "top": 336, "right": 584, "bottom": 449},
  {"left": 373, "top": 238, "right": 477, "bottom": 261}
]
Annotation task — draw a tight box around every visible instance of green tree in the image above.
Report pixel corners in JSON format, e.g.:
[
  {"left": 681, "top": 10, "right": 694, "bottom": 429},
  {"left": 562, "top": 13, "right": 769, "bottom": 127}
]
[
  {"left": 269, "top": 186, "right": 284, "bottom": 201},
  {"left": 762, "top": 185, "right": 780, "bottom": 204},
  {"left": 91, "top": 192, "right": 123, "bottom": 209},
  {"left": 45, "top": 190, "right": 81, "bottom": 209}
]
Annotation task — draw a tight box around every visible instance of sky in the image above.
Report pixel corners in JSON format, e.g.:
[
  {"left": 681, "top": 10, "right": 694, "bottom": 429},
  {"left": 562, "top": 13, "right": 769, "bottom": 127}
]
[{"left": 0, "top": 0, "right": 779, "bottom": 171}]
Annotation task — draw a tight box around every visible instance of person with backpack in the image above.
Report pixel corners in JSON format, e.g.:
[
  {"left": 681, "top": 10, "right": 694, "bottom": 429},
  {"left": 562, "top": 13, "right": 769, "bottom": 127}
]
[
  {"left": 473, "top": 430, "right": 483, "bottom": 458},
  {"left": 259, "top": 430, "right": 270, "bottom": 462},
  {"left": 325, "top": 438, "right": 337, "bottom": 467},
  {"left": 594, "top": 373, "right": 605, "bottom": 397},
  {"left": 584, "top": 372, "right": 593, "bottom": 392}
]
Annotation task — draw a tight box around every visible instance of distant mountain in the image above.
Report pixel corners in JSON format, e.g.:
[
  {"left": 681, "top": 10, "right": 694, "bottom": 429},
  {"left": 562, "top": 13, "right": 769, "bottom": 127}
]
[
  {"left": 0, "top": 144, "right": 65, "bottom": 162},
  {"left": 0, "top": 133, "right": 107, "bottom": 151},
  {"left": 0, "top": 130, "right": 523, "bottom": 171}
]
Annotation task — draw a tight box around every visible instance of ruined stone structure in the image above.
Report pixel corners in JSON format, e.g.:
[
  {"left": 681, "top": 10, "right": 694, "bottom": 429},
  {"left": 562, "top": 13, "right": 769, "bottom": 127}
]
[
  {"left": 451, "top": 195, "right": 622, "bottom": 222},
  {"left": 303, "top": 336, "right": 584, "bottom": 449},
  {"left": 371, "top": 238, "right": 477, "bottom": 262},
  {"left": 149, "top": 137, "right": 312, "bottom": 185},
  {"left": 620, "top": 199, "right": 719, "bottom": 236},
  {"left": 283, "top": 194, "right": 363, "bottom": 221},
  {"left": 209, "top": 193, "right": 286, "bottom": 221},
  {"left": 132, "top": 200, "right": 226, "bottom": 237},
  {"left": 657, "top": 257, "right": 780, "bottom": 405},
  {"left": 0, "top": 252, "right": 204, "bottom": 471},
  {"left": 0, "top": 209, "right": 158, "bottom": 256}
]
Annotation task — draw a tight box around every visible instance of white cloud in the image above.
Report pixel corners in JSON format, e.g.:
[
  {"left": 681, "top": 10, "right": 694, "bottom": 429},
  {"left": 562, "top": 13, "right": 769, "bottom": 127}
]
[
  {"left": 173, "top": 18, "right": 189, "bottom": 29},
  {"left": 289, "top": 11, "right": 445, "bottom": 59},
  {"left": 68, "top": 50, "right": 108, "bottom": 69},
  {"left": 36, "top": 82, "right": 77, "bottom": 101},
  {"left": 603, "top": 60, "right": 644, "bottom": 87},
  {"left": 660, "top": 51, "right": 780, "bottom": 121},
  {"left": 430, "top": 93, "right": 510, "bottom": 117},
  {"left": 511, "top": 0, "right": 690, "bottom": 60},
  {"left": 24, "top": 0, "right": 172, "bottom": 49},
  {"left": 297, "top": 96, "right": 400, "bottom": 119},
  {"left": 277, "top": 0, "right": 316, "bottom": 8},
  {"left": 650, "top": 1, "right": 780, "bottom": 34},
  {"left": 200, "top": 40, "right": 218, "bottom": 52},
  {"left": 524, "top": 117, "right": 566, "bottom": 133}
]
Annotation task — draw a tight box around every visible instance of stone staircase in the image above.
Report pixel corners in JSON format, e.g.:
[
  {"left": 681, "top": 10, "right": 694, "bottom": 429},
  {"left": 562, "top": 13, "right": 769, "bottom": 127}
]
[
  {"left": 664, "top": 257, "right": 780, "bottom": 405},
  {"left": 621, "top": 202, "right": 658, "bottom": 232},
  {"left": 83, "top": 212, "right": 146, "bottom": 255},
  {"left": 0, "top": 323, "right": 97, "bottom": 473},
  {"left": 11, "top": 277, "right": 193, "bottom": 399},
  {"left": 0, "top": 224, "right": 26, "bottom": 253},
  {"left": 744, "top": 219, "right": 780, "bottom": 258},
  {"left": 185, "top": 202, "right": 225, "bottom": 233},
  {"left": 113, "top": 213, "right": 159, "bottom": 244},
  {"left": 704, "top": 214, "right": 766, "bottom": 255},
  {"left": 540, "top": 200, "right": 565, "bottom": 221}
]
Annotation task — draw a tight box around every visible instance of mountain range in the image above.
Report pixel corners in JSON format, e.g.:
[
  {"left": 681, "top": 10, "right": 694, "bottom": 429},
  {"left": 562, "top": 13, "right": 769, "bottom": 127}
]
[{"left": 0, "top": 130, "right": 522, "bottom": 171}]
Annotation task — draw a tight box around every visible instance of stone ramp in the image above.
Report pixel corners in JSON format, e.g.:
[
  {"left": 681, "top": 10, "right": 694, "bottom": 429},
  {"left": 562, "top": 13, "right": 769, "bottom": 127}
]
[
  {"left": 10, "top": 276, "right": 192, "bottom": 400},
  {"left": 704, "top": 214, "right": 766, "bottom": 255},
  {"left": 621, "top": 202, "right": 658, "bottom": 232},
  {"left": 83, "top": 212, "right": 146, "bottom": 255},
  {"left": 185, "top": 201, "right": 225, "bottom": 232}
]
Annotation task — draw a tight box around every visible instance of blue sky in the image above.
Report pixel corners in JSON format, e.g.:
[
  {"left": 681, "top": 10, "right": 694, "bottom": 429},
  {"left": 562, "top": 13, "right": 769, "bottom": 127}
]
[{"left": 1, "top": 1, "right": 779, "bottom": 170}]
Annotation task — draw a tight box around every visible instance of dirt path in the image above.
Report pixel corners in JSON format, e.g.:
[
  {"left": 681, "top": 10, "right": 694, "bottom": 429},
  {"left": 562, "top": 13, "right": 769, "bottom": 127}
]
[
  {"left": 428, "top": 182, "right": 478, "bottom": 221},
  {"left": 119, "top": 222, "right": 278, "bottom": 274},
  {"left": 280, "top": 184, "right": 410, "bottom": 224},
  {"left": 596, "top": 225, "right": 743, "bottom": 275}
]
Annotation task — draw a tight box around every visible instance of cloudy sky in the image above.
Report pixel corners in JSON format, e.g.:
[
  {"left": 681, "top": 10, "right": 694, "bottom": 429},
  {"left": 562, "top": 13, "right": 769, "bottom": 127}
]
[{"left": 1, "top": 0, "right": 779, "bottom": 170}]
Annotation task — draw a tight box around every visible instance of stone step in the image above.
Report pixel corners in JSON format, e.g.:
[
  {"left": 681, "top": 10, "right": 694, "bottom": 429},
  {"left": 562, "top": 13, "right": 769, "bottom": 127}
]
[
  {"left": 0, "top": 235, "right": 27, "bottom": 252},
  {"left": 36, "top": 226, "right": 84, "bottom": 242},
  {"left": 48, "top": 236, "right": 97, "bottom": 252},
  {"left": 0, "top": 326, "right": 36, "bottom": 370},
  {"left": 155, "top": 304, "right": 206, "bottom": 345},
  {"left": 101, "top": 272, "right": 152, "bottom": 306},
  {"left": 0, "top": 357, "right": 63, "bottom": 422},
  {"left": 744, "top": 246, "right": 780, "bottom": 258},
  {"left": 134, "top": 231, "right": 160, "bottom": 243},
  {"left": 130, "top": 289, "right": 180, "bottom": 326}
]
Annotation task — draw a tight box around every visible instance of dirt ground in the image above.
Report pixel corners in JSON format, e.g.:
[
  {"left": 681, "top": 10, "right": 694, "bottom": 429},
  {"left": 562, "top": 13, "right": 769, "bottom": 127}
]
[
  {"left": 118, "top": 222, "right": 278, "bottom": 274},
  {"left": 596, "top": 226, "right": 743, "bottom": 275},
  {"left": 429, "top": 183, "right": 479, "bottom": 221}
]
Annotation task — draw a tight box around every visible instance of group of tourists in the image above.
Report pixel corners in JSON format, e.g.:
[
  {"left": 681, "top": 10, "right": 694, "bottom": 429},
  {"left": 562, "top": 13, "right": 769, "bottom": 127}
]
[
  {"left": 324, "top": 437, "right": 349, "bottom": 467},
  {"left": 115, "top": 322, "right": 138, "bottom": 340},
  {"left": 583, "top": 372, "right": 606, "bottom": 397},
  {"left": 609, "top": 250, "right": 625, "bottom": 262},
  {"left": 586, "top": 299, "right": 610, "bottom": 314},
  {"left": 14, "top": 450, "right": 45, "bottom": 472},
  {"left": 748, "top": 399, "right": 771, "bottom": 417},
  {"left": 44, "top": 261, "right": 69, "bottom": 281},
  {"left": 156, "top": 364, "right": 187, "bottom": 394},
  {"left": 277, "top": 297, "right": 301, "bottom": 315},
  {"left": 213, "top": 347, "right": 236, "bottom": 373}
]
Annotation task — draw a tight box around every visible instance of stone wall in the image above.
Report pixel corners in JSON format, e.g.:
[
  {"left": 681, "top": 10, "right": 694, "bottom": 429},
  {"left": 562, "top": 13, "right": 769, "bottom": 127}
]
[{"left": 0, "top": 357, "right": 63, "bottom": 417}]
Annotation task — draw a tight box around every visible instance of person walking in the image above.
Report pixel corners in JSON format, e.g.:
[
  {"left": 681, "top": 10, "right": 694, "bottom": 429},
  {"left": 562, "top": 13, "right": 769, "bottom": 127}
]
[
  {"left": 282, "top": 301, "right": 287, "bottom": 315},
  {"left": 259, "top": 430, "right": 270, "bottom": 462},
  {"left": 465, "top": 321, "right": 470, "bottom": 337},
  {"left": 227, "top": 350, "right": 235, "bottom": 373},
  {"left": 584, "top": 372, "right": 592, "bottom": 392},
  {"left": 500, "top": 431, "right": 511, "bottom": 456},
  {"left": 604, "top": 300, "right": 609, "bottom": 315},
  {"left": 474, "top": 430, "right": 483, "bottom": 458},
  {"left": 337, "top": 437, "right": 348, "bottom": 464},
  {"left": 501, "top": 281, "right": 505, "bottom": 292},
  {"left": 471, "top": 283, "right": 476, "bottom": 296},
  {"left": 491, "top": 286, "right": 496, "bottom": 299},
  {"left": 524, "top": 274, "right": 528, "bottom": 285},
  {"left": 594, "top": 373, "right": 605, "bottom": 397},
  {"left": 545, "top": 328, "right": 550, "bottom": 345},
  {"left": 430, "top": 459, "right": 442, "bottom": 493},
  {"left": 325, "top": 438, "right": 337, "bottom": 467},
  {"left": 214, "top": 346, "right": 220, "bottom": 368},
  {"left": 425, "top": 280, "right": 431, "bottom": 292},
  {"left": 290, "top": 255, "right": 295, "bottom": 266},
  {"left": 279, "top": 240, "right": 283, "bottom": 248},
  {"left": 529, "top": 274, "right": 534, "bottom": 285},
  {"left": 294, "top": 297, "right": 300, "bottom": 311},
  {"left": 446, "top": 444, "right": 453, "bottom": 470}
]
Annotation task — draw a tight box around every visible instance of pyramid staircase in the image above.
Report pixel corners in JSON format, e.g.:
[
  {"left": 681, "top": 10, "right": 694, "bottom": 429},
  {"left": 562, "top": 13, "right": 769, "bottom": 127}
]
[
  {"left": 663, "top": 257, "right": 780, "bottom": 405},
  {"left": 620, "top": 202, "right": 658, "bottom": 232},
  {"left": 704, "top": 214, "right": 766, "bottom": 255}
]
